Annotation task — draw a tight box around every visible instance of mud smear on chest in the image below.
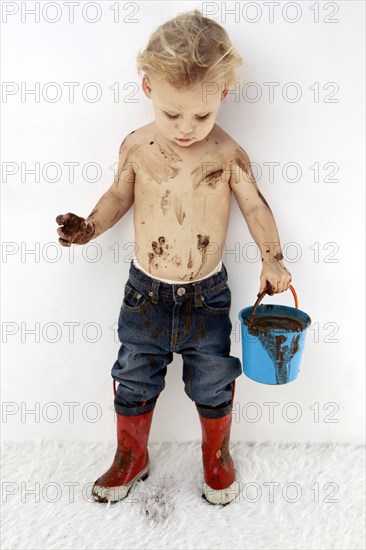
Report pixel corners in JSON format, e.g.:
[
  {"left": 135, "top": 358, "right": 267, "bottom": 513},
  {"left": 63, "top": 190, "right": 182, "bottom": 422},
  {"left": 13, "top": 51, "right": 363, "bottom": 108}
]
[
  {"left": 161, "top": 190, "right": 170, "bottom": 214},
  {"left": 174, "top": 197, "right": 186, "bottom": 225},
  {"left": 191, "top": 165, "right": 224, "bottom": 190},
  {"left": 129, "top": 141, "right": 182, "bottom": 185}
]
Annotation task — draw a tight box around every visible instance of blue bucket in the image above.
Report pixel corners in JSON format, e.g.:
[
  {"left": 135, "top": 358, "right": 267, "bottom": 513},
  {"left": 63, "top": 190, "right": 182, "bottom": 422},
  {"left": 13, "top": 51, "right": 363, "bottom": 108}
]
[{"left": 238, "top": 286, "right": 311, "bottom": 385}]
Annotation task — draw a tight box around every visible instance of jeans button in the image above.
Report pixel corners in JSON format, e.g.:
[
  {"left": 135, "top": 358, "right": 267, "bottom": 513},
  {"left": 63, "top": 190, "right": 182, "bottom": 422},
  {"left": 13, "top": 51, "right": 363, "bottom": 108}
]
[{"left": 177, "top": 287, "right": 186, "bottom": 296}]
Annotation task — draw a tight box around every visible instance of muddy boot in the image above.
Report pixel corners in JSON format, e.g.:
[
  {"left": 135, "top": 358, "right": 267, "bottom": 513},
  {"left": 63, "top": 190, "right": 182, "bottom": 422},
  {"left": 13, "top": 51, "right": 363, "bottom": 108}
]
[
  {"left": 92, "top": 398, "right": 155, "bottom": 503},
  {"left": 197, "top": 382, "right": 240, "bottom": 506}
]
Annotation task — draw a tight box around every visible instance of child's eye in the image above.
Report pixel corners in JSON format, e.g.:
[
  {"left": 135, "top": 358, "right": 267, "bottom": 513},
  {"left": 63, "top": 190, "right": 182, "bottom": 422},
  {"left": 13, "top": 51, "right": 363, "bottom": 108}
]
[{"left": 163, "top": 112, "right": 210, "bottom": 120}]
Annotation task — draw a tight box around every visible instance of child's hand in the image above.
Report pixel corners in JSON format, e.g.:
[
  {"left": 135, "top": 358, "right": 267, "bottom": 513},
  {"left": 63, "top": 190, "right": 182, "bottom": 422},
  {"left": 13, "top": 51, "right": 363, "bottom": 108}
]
[
  {"left": 55, "top": 213, "right": 96, "bottom": 247},
  {"left": 259, "top": 260, "right": 292, "bottom": 295}
]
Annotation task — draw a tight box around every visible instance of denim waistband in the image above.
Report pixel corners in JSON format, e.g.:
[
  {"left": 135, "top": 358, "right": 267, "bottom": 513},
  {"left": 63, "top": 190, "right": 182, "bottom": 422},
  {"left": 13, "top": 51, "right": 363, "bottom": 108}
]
[{"left": 127, "top": 259, "right": 228, "bottom": 305}]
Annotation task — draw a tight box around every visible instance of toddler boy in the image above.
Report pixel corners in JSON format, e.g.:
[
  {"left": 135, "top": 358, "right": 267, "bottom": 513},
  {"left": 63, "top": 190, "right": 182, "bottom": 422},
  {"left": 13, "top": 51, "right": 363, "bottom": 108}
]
[{"left": 56, "top": 9, "right": 291, "bottom": 506}]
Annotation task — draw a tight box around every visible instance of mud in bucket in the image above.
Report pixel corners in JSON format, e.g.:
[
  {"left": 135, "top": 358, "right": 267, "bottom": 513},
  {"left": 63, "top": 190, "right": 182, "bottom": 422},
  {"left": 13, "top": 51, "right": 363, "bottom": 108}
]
[{"left": 238, "top": 286, "right": 311, "bottom": 385}]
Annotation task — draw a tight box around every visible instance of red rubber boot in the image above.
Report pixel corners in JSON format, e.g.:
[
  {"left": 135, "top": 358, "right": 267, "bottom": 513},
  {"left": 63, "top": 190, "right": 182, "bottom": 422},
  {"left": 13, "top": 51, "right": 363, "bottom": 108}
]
[
  {"left": 92, "top": 383, "right": 155, "bottom": 503},
  {"left": 198, "top": 381, "right": 240, "bottom": 505}
]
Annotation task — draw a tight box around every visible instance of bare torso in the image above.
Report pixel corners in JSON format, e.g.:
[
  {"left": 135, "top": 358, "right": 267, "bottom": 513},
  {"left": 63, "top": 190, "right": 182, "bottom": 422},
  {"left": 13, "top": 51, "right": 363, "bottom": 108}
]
[{"left": 128, "top": 122, "right": 236, "bottom": 281}]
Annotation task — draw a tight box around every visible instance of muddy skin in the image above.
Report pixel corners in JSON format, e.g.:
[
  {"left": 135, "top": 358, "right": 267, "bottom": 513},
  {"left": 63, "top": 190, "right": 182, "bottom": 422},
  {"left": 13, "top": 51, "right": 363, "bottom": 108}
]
[
  {"left": 161, "top": 190, "right": 170, "bottom": 214},
  {"left": 156, "top": 140, "right": 182, "bottom": 164},
  {"left": 229, "top": 147, "right": 266, "bottom": 193},
  {"left": 257, "top": 190, "right": 272, "bottom": 212},
  {"left": 230, "top": 148, "right": 272, "bottom": 212},
  {"left": 56, "top": 212, "right": 95, "bottom": 245},
  {"left": 202, "top": 196, "right": 207, "bottom": 220},
  {"left": 174, "top": 198, "right": 186, "bottom": 225},
  {"left": 110, "top": 211, "right": 120, "bottom": 224},
  {"left": 129, "top": 142, "right": 181, "bottom": 184},
  {"left": 88, "top": 208, "right": 98, "bottom": 219},
  {"left": 148, "top": 236, "right": 171, "bottom": 272},
  {"left": 147, "top": 236, "right": 197, "bottom": 278},
  {"left": 187, "top": 249, "right": 193, "bottom": 269},
  {"left": 172, "top": 255, "right": 182, "bottom": 266},
  {"left": 265, "top": 280, "right": 275, "bottom": 296},
  {"left": 86, "top": 195, "right": 128, "bottom": 230},
  {"left": 152, "top": 236, "right": 166, "bottom": 256},
  {"left": 191, "top": 165, "right": 225, "bottom": 190},
  {"left": 192, "top": 234, "right": 210, "bottom": 279},
  {"left": 262, "top": 250, "right": 291, "bottom": 281},
  {"left": 197, "top": 234, "right": 210, "bottom": 249},
  {"left": 231, "top": 147, "right": 252, "bottom": 182},
  {"left": 205, "top": 169, "right": 224, "bottom": 188},
  {"left": 263, "top": 249, "right": 270, "bottom": 262},
  {"left": 254, "top": 217, "right": 266, "bottom": 232}
]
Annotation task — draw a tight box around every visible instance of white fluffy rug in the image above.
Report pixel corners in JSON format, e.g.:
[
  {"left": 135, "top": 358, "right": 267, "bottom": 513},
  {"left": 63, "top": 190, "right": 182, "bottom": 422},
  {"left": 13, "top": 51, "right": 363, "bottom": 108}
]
[{"left": 1, "top": 439, "right": 365, "bottom": 550}]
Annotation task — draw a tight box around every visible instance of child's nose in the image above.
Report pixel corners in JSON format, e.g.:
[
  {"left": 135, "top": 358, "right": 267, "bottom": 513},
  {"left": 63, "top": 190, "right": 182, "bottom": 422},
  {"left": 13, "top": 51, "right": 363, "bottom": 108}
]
[{"left": 177, "top": 119, "right": 195, "bottom": 134}]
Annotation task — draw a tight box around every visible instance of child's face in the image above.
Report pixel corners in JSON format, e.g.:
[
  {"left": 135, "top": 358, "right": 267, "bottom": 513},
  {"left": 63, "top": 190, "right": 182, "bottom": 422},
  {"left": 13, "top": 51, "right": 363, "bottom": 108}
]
[{"left": 142, "top": 74, "right": 227, "bottom": 147}]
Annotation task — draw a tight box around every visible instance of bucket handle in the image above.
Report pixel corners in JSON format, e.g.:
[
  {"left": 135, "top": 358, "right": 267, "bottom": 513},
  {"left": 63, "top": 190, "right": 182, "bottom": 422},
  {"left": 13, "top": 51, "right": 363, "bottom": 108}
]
[{"left": 248, "top": 284, "right": 298, "bottom": 328}]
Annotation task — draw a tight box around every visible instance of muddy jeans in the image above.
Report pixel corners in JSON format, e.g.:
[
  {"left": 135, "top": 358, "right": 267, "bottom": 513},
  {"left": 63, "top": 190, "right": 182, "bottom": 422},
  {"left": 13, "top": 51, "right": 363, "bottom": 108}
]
[{"left": 111, "top": 260, "right": 242, "bottom": 418}]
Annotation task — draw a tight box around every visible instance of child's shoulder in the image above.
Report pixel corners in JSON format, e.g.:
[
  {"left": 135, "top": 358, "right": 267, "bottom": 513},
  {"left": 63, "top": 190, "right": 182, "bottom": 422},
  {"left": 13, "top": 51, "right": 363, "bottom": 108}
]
[
  {"left": 120, "top": 122, "right": 155, "bottom": 148},
  {"left": 117, "top": 123, "right": 153, "bottom": 159},
  {"left": 212, "top": 124, "right": 249, "bottom": 157}
]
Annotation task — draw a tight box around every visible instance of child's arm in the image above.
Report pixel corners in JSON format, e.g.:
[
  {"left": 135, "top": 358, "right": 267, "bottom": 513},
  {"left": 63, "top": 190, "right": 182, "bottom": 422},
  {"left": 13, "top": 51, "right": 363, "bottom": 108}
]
[
  {"left": 229, "top": 147, "right": 292, "bottom": 295},
  {"left": 56, "top": 135, "right": 135, "bottom": 246}
]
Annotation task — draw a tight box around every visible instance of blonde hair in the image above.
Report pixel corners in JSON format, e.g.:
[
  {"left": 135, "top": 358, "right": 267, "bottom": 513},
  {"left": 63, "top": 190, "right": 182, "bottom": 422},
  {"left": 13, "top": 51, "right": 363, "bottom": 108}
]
[{"left": 135, "top": 9, "right": 244, "bottom": 90}]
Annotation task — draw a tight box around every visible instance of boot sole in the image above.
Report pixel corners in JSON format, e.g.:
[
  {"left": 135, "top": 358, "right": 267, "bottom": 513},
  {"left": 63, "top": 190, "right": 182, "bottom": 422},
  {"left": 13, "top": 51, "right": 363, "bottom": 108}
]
[
  {"left": 202, "top": 479, "right": 240, "bottom": 505},
  {"left": 92, "top": 463, "right": 150, "bottom": 503}
]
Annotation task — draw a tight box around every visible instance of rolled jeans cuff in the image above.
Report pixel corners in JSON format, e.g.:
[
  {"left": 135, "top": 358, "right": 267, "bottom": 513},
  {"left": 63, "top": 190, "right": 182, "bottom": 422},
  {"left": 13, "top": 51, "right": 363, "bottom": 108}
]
[
  {"left": 114, "top": 397, "right": 157, "bottom": 417},
  {"left": 195, "top": 400, "right": 233, "bottom": 419}
]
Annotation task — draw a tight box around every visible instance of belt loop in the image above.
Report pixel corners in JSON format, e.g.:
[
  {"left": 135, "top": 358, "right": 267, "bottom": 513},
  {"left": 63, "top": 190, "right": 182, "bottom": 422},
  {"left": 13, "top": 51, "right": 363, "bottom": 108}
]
[
  {"left": 149, "top": 279, "right": 160, "bottom": 304},
  {"left": 193, "top": 282, "right": 203, "bottom": 307}
]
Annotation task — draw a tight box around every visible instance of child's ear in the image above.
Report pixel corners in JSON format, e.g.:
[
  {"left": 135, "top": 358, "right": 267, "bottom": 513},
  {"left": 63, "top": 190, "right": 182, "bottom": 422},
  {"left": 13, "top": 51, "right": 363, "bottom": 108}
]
[
  {"left": 142, "top": 75, "right": 152, "bottom": 98},
  {"left": 221, "top": 88, "right": 228, "bottom": 100}
]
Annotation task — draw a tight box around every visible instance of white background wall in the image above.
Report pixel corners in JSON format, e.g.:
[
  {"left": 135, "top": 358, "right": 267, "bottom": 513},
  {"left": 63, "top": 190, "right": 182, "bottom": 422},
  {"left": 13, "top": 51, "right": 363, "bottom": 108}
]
[{"left": 2, "top": 1, "right": 364, "bottom": 444}]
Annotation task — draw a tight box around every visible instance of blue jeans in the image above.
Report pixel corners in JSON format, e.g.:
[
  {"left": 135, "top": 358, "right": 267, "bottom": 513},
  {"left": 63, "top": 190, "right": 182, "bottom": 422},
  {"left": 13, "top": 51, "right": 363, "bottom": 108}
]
[{"left": 111, "top": 260, "right": 242, "bottom": 418}]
